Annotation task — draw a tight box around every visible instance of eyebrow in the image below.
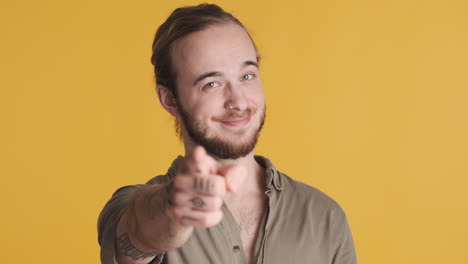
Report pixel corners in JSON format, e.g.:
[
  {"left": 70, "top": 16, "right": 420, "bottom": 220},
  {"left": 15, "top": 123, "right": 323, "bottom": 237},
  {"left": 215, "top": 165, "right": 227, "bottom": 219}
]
[
  {"left": 193, "top": 71, "right": 223, "bottom": 86},
  {"left": 192, "top": 60, "right": 259, "bottom": 86},
  {"left": 243, "top": 60, "right": 259, "bottom": 69}
]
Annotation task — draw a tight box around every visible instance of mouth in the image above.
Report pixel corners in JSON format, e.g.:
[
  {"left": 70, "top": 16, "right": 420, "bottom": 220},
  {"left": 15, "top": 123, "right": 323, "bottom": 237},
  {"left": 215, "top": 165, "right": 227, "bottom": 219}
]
[{"left": 219, "top": 116, "right": 251, "bottom": 127}]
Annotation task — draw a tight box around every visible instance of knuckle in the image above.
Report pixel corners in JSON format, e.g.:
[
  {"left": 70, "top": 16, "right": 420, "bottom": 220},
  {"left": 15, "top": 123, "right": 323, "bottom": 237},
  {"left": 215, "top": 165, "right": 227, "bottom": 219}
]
[
  {"left": 217, "top": 210, "right": 224, "bottom": 220},
  {"left": 212, "top": 197, "right": 223, "bottom": 209},
  {"left": 212, "top": 181, "right": 226, "bottom": 195},
  {"left": 201, "top": 176, "right": 220, "bottom": 193},
  {"left": 198, "top": 214, "right": 209, "bottom": 226},
  {"left": 205, "top": 196, "right": 222, "bottom": 210},
  {"left": 215, "top": 211, "right": 223, "bottom": 223},
  {"left": 174, "top": 174, "right": 193, "bottom": 190},
  {"left": 206, "top": 212, "right": 223, "bottom": 226}
]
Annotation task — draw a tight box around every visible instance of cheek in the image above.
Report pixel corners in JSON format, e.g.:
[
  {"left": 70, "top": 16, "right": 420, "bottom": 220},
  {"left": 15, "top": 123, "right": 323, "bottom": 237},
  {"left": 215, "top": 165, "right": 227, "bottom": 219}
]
[
  {"left": 191, "top": 97, "right": 225, "bottom": 117},
  {"left": 249, "top": 87, "right": 265, "bottom": 106}
]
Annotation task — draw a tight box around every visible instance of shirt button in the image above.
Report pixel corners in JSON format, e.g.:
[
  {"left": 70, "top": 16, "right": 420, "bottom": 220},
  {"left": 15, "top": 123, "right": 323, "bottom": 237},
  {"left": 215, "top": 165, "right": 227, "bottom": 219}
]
[{"left": 233, "top": 245, "right": 241, "bottom": 253}]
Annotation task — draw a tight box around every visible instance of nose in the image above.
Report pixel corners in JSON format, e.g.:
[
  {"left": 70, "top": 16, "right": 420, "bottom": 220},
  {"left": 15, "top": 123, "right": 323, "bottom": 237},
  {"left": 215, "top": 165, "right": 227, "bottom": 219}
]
[{"left": 224, "top": 83, "right": 248, "bottom": 111}]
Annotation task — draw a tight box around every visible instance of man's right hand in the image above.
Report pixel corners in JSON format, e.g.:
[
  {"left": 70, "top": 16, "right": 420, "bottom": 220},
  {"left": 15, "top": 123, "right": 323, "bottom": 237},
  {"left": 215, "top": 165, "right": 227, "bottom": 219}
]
[
  {"left": 168, "top": 145, "right": 245, "bottom": 227},
  {"left": 115, "top": 146, "right": 245, "bottom": 264}
]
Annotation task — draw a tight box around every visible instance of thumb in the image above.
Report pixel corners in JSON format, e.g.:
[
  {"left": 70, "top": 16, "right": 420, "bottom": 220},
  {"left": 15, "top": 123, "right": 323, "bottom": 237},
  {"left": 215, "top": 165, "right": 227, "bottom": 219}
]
[{"left": 218, "top": 165, "right": 247, "bottom": 193}]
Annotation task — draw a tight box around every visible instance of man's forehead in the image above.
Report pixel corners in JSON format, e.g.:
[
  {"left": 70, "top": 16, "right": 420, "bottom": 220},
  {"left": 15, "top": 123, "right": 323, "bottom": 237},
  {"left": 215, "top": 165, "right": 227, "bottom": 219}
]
[{"left": 170, "top": 22, "right": 258, "bottom": 74}]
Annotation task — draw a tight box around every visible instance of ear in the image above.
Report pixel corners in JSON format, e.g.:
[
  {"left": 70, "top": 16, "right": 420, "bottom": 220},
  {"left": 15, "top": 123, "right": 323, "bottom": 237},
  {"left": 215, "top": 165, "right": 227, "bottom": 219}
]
[{"left": 157, "top": 85, "right": 179, "bottom": 117}]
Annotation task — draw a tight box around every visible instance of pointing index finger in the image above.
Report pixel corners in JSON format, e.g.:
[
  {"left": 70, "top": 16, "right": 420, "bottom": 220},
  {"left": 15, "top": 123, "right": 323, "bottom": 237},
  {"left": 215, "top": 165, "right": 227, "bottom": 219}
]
[{"left": 183, "top": 146, "right": 217, "bottom": 175}]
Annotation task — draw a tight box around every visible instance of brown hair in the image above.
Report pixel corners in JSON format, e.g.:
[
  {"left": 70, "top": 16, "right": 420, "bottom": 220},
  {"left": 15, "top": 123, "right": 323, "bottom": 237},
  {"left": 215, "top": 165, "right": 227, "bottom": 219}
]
[{"left": 150, "top": 3, "right": 257, "bottom": 97}]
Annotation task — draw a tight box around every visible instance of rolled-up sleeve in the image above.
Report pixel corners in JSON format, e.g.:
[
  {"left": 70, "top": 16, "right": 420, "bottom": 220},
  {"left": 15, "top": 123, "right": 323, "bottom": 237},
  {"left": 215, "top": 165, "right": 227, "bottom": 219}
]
[
  {"left": 98, "top": 174, "right": 170, "bottom": 264},
  {"left": 98, "top": 185, "right": 144, "bottom": 264}
]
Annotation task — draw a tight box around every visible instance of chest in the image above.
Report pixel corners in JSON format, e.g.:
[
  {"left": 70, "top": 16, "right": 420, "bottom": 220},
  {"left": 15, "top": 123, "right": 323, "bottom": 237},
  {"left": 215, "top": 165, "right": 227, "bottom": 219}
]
[
  {"left": 167, "top": 190, "right": 338, "bottom": 264},
  {"left": 226, "top": 194, "right": 268, "bottom": 262},
  {"left": 234, "top": 206, "right": 264, "bottom": 245}
]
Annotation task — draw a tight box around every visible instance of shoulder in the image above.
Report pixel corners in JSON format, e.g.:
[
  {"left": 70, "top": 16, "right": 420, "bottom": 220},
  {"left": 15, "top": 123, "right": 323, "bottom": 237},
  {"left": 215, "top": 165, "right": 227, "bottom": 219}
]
[
  {"left": 278, "top": 171, "right": 346, "bottom": 219},
  {"left": 146, "top": 174, "right": 171, "bottom": 185},
  {"left": 145, "top": 156, "right": 184, "bottom": 185},
  {"left": 275, "top": 172, "right": 356, "bottom": 261}
]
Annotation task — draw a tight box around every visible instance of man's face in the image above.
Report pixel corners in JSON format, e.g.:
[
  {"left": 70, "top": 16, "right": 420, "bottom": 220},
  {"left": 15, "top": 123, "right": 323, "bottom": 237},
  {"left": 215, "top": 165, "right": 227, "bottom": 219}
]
[{"left": 170, "top": 22, "right": 265, "bottom": 159}]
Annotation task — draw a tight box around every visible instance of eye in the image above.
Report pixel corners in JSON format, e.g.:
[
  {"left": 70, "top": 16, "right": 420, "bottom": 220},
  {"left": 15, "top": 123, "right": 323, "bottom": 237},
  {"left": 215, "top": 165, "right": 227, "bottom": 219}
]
[
  {"left": 203, "top": 81, "right": 220, "bottom": 90},
  {"left": 241, "top": 73, "right": 254, "bottom": 81}
]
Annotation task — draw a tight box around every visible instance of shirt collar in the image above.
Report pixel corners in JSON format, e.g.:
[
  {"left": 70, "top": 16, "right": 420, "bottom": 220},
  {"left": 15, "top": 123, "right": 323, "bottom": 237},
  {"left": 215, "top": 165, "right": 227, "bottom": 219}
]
[
  {"left": 165, "top": 155, "right": 283, "bottom": 191},
  {"left": 254, "top": 155, "right": 283, "bottom": 191}
]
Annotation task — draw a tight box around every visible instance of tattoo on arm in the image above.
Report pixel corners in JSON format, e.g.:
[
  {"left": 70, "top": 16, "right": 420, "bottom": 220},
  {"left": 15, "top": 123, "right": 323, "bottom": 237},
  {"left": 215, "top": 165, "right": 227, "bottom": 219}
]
[
  {"left": 117, "top": 232, "right": 158, "bottom": 261},
  {"left": 193, "top": 178, "right": 213, "bottom": 193},
  {"left": 190, "top": 197, "right": 206, "bottom": 208}
]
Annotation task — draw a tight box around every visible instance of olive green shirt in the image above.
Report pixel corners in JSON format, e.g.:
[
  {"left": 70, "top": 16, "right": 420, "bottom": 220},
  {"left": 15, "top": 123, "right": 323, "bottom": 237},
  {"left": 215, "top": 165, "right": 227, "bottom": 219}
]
[{"left": 98, "top": 156, "right": 357, "bottom": 264}]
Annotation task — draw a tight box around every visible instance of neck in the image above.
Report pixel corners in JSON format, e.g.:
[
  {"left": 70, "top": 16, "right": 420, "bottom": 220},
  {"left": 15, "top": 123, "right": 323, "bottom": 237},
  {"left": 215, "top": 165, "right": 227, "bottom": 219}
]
[{"left": 222, "top": 153, "right": 264, "bottom": 191}]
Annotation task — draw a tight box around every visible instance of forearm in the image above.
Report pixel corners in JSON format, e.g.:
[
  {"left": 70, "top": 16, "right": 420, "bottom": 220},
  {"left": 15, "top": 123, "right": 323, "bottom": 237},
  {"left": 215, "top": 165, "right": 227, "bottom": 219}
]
[
  {"left": 115, "top": 211, "right": 161, "bottom": 264},
  {"left": 115, "top": 183, "right": 193, "bottom": 263}
]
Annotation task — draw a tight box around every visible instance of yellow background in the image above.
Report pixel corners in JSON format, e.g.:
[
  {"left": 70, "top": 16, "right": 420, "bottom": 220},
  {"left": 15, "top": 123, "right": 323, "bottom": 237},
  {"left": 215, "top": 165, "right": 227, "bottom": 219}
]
[{"left": 2, "top": 0, "right": 467, "bottom": 263}]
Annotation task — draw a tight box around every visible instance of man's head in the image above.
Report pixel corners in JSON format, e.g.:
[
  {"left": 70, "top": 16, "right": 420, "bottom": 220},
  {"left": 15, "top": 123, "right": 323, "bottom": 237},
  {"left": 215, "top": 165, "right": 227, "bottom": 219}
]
[{"left": 152, "top": 4, "right": 265, "bottom": 159}]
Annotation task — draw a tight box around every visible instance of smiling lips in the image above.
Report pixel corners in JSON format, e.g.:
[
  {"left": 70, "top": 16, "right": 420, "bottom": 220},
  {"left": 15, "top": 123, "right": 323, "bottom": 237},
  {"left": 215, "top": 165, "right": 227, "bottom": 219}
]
[{"left": 220, "top": 116, "right": 251, "bottom": 127}]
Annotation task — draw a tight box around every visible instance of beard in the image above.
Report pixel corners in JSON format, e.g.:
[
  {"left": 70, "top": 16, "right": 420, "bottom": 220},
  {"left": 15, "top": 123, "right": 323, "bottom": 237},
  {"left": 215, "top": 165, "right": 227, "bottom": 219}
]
[{"left": 176, "top": 100, "right": 266, "bottom": 160}]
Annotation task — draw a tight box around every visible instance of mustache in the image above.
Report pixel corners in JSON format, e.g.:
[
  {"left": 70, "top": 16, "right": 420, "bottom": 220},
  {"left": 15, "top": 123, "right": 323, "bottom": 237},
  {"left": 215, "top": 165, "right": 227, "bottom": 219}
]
[{"left": 212, "top": 108, "right": 255, "bottom": 121}]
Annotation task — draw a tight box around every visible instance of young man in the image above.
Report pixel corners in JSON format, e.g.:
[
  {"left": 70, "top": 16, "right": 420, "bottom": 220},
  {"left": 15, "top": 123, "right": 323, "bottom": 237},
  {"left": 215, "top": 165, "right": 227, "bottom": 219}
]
[{"left": 98, "top": 4, "right": 356, "bottom": 264}]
